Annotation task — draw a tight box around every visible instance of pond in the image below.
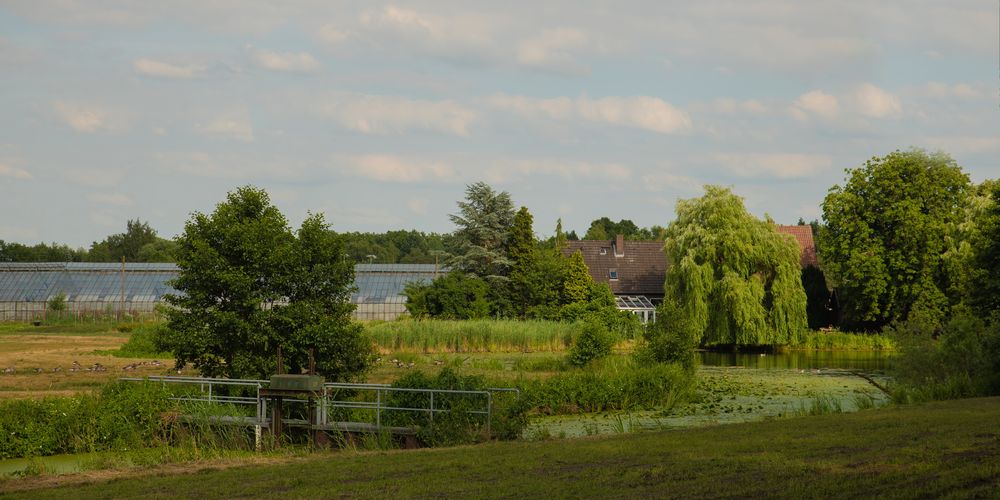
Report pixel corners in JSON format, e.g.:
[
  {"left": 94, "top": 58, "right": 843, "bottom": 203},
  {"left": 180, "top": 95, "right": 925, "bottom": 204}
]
[
  {"left": 698, "top": 350, "right": 892, "bottom": 371},
  {"left": 526, "top": 354, "right": 894, "bottom": 440},
  {"left": 0, "top": 452, "right": 95, "bottom": 476}
]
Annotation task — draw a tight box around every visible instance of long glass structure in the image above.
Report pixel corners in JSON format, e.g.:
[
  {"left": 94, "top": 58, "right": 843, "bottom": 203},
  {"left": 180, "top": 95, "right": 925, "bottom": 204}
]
[{"left": 0, "top": 262, "right": 443, "bottom": 321}]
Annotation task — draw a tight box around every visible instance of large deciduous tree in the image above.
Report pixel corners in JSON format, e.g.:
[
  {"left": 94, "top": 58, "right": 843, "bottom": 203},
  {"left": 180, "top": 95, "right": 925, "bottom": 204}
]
[
  {"left": 160, "top": 186, "right": 371, "bottom": 380},
  {"left": 87, "top": 219, "right": 161, "bottom": 262},
  {"left": 970, "top": 182, "right": 1000, "bottom": 316},
  {"left": 663, "top": 186, "right": 808, "bottom": 346},
  {"left": 820, "top": 150, "right": 971, "bottom": 331}
]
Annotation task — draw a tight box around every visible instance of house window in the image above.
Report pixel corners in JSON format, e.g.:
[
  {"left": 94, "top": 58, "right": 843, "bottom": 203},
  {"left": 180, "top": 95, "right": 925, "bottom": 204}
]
[
  {"left": 600, "top": 247, "right": 609, "bottom": 255},
  {"left": 609, "top": 269, "right": 618, "bottom": 280}
]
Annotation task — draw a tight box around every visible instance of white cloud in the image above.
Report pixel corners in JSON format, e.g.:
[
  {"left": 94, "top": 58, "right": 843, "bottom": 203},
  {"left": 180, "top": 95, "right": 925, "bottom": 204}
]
[
  {"left": 52, "top": 101, "right": 124, "bottom": 133},
  {"left": 918, "top": 136, "right": 1000, "bottom": 155},
  {"left": 343, "top": 155, "right": 455, "bottom": 183},
  {"left": 918, "top": 82, "right": 980, "bottom": 99},
  {"left": 195, "top": 111, "right": 255, "bottom": 142},
  {"left": 791, "top": 90, "right": 839, "bottom": 120},
  {"left": 516, "top": 28, "right": 590, "bottom": 75},
  {"left": 695, "top": 98, "right": 769, "bottom": 115},
  {"left": 315, "top": 24, "right": 349, "bottom": 45},
  {"left": 640, "top": 171, "right": 702, "bottom": 193},
  {"left": 503, "top": 159, "right": 631, "bottom": 183},
  {"left": 851, "top": 83, "right": 901, "bottom": 118},
  {"left": 156, "top": 152, "right": 301, "bottom": 180},
  {"left": 314, "top": 93, "right": 475, "bottom": 136},
  {"left": 87, "top": 193, "right": 133, "bottom": 206},
  {"left": 0, "top": 162, "right": 31, "bottom": 180},
  {"left": 406, "top": 197, "right": 428, "bottom": 215},
  {"left": 712, "top": 153, "right": 832, "bottom": 179},
  {"left": 490, "top": 94, "right": 692, "bottom": 134},
  {"left": 252, "top": 48, "right": 319, "bottom": 73},
  {"left": 133, "top": 58, "right": 200, "bottom": 79},
  {"left": 356, "top": 6, "right": 499, "bottom": 64}
]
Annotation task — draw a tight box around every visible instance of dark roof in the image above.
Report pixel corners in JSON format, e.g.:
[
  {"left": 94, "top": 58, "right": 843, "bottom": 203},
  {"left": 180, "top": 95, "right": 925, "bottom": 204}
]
[
  {"left": 775, "top": 225, "right": 818, "bottom": 268},
  {"left": 562, "top": 239, "right": 667, "bottom": 296}
]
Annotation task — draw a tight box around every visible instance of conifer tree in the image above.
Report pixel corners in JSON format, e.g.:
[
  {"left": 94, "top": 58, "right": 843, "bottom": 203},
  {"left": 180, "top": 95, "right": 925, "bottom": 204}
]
[
  {"left": 508, "top": 207, "right": 537, "bottom": 316},
  {"left": 563, "top": 250, "right": 593, "bottom": 304}
]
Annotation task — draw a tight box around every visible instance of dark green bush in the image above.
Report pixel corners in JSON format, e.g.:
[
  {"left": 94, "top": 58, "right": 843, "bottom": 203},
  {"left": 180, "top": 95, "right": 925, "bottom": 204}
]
[
  {"left": 889, "top": 312, "right": 1000, "bottom": 402},
  {"left": 384, "top": 368, "right": 528, "bottom": 446},
  {"left": 404, "top": 271, "right": 491, "bottom": 319},
  {"left": 635, "top": 303, "right": 699, "bottom": 370},
  {"left": 568, "top": 321, "right": 616, "bottom": 367}
]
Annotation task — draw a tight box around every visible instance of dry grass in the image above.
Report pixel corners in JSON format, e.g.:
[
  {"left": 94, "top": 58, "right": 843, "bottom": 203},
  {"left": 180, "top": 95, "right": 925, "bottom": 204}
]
[{"left": 0, "top": 334, "right": 176, "bottom": 398}]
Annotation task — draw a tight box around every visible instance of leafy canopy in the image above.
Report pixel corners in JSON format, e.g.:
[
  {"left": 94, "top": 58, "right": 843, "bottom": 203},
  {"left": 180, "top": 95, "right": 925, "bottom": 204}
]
[
  {"left": 663, "top": 185, "right": 808, "bottom": 346},
  {"left": 969, "top": 182, "right": 1000, "bottom": 316},
  {"left": 160, "top": 186, "right": 371, "bottom": 380},
  {"left": 820, "top": 150, "right": 971, "bottom": 331}
]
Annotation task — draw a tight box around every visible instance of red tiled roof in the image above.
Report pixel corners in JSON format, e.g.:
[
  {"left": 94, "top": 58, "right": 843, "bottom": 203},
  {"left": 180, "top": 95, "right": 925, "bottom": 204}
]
[
  {"left": 775, "top": 225, "right": 818, "bottom": 268},
  {"left": 562, "top": 239, "right": 667, "bottom": 296}
]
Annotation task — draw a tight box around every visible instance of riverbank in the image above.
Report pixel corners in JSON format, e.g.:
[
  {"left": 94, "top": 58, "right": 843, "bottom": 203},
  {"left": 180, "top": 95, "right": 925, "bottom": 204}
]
[{"left": 4, "top": 396, "right": 998, "bottom": 498}]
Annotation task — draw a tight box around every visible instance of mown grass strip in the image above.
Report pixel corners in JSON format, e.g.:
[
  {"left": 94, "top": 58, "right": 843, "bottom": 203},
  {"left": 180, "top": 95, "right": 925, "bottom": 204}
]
[{"left": 6, "top": 397, "right": 999, "bottom": 498}]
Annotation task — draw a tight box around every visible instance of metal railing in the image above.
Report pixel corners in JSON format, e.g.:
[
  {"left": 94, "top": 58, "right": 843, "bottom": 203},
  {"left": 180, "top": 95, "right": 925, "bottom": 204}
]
[{"left": 121, "top": 376, "right": 518, "bottom": 438}]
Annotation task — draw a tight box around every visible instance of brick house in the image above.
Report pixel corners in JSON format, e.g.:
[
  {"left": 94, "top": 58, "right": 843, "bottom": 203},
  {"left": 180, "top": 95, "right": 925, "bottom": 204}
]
[{"left": 561, "top": 226, "right": 818, "bottom": 323}]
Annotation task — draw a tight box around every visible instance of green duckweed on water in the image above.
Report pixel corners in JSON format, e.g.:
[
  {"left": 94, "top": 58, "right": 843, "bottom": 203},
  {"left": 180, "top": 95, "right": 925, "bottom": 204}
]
[{"left": 525, "top": 366, "right": 889, "bottom": 438}]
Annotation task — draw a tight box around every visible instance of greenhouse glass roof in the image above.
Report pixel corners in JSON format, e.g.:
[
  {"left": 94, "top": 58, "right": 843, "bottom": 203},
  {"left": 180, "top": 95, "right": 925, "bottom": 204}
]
[
  {"left": 351, "top": 264, "right": 444, "bottom": 304},
  {"left": 0, "top": 262, "right": 443, "bottom": 304}
]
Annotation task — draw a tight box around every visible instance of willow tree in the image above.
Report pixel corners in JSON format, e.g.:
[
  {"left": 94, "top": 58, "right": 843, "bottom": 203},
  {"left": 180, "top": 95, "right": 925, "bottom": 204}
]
[{"left": 663, "top": 186, "right": 808, "bottom": 346}]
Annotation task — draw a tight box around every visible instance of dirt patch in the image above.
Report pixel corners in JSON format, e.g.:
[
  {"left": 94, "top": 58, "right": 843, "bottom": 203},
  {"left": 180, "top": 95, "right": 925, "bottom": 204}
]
[{"left": 0, "top": 455, "right": 299, "bottom": 494}]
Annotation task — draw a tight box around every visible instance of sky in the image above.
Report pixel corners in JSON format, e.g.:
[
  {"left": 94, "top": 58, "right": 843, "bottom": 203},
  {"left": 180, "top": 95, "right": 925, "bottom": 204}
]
[{"left": 0, "top": 1, "right": 998, "bottom": 248}]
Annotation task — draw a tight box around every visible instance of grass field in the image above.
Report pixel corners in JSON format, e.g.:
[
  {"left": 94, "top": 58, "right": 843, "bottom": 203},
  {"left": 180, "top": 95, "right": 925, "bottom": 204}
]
[
  {"left": 0, "top": 323, "right": 177, "bottom": 399},
  {"left": 3, "top": 397, "right": 998, "bottom": 498}
]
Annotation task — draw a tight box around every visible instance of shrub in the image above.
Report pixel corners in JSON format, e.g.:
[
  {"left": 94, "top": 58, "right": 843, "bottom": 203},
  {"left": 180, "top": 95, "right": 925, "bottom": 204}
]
[
  {"left": 522, "top": 357, "right": 696, "bottom": 414},
  {"left": 0, "top": 382, "right": 176, "bottom": 459},
  {"left": 117, "top": 323, "right": 173, "bottom": 358},
  {"left": 383, "top": 368, "right": 528, "bottom": 446},
  {"left": 568, "top": 321, "right": 615, "bottom": 367},
  {"left": 635, "top": 303, "right": 699, "bottom": 370},
  {"left": 404, "top": 271, "right": 491, "bottom": 320},
  {"left": 888, "top": 312, "right": 1000, "bottom": 402},
  {"left": 47, "top": 292, "right": 67, "bottom": 312}
]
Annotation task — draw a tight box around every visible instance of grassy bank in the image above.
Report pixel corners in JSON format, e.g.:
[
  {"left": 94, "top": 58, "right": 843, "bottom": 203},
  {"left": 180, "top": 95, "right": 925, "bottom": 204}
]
[{"left": 5, "top": 397, "right": 999, "bottom": 498}]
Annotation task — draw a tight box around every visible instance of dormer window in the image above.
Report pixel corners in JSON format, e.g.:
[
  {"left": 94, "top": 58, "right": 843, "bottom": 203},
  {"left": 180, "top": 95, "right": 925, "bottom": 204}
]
[
  {"left": 609, "top": 269, "right": 618, "bottom": 280},
  {"left": 599, "top": 247, "right": 609, "bottom": 255}
]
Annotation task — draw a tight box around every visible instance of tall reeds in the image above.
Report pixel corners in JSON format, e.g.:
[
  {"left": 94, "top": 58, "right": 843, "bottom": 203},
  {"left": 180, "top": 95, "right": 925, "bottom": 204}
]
[{"left": 366, "top": 319, "right": 581, "bottom": 353}]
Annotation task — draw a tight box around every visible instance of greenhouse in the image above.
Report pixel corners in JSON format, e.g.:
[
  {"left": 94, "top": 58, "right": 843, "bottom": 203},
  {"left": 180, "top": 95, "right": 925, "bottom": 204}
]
[{"left": 0, "top": 262, "right": 443, "bottom": 322}]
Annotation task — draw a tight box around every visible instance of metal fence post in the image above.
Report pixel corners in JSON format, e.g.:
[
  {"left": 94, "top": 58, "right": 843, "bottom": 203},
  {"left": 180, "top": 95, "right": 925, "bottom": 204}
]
[
  {"left": 487, "top": 392, "right": 493, "bottom": 438},
  {"left": 429, "top": 391, "right": 435, "bottom": 428},
  {"left": 376, "top": 388, "right": 381, "bottom": 428}
]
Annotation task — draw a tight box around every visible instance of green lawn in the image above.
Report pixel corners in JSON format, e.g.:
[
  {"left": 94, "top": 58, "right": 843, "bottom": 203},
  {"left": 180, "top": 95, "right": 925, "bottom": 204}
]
[{"left": 5, "top": 397, "right": 999, "bottom": 498}]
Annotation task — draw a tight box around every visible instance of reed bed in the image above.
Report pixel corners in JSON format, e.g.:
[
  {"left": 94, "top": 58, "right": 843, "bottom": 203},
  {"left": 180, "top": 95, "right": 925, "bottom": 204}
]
[
  {"left": 792, "top": 330, "right": 894, "bottom": 351},
  {"left": 366, "top": 320, "right": 582, "bottom": 353}
]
